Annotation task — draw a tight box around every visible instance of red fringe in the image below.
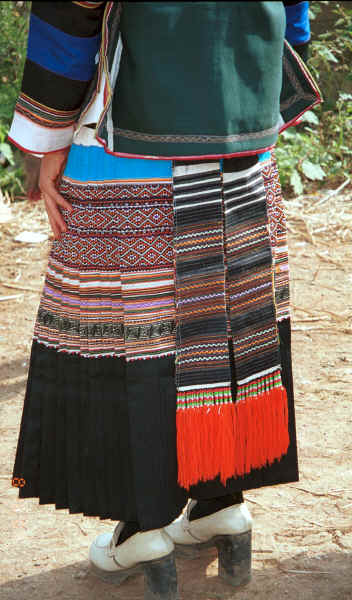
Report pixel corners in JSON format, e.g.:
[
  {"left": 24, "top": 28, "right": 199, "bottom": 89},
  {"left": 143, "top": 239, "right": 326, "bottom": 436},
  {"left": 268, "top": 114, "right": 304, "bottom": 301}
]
[{"left": 177, "top": 386, "right": 289, "bottom": 490}]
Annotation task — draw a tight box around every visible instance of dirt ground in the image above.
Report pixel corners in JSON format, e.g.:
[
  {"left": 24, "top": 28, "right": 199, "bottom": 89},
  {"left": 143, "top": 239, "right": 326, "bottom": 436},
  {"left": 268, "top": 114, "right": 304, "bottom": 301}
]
[{"left": 0, "top": 188, "right": 352, "bottom": 600}]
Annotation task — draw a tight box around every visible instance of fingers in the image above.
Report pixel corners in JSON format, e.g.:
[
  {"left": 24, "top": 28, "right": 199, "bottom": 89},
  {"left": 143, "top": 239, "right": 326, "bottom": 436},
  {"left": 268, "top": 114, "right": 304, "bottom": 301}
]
[
  {"left": 38, "top": 148, "right": 72, "bottom": 239},
  {"left": 50, "top": 185, "right": 73, "bottom": 212},
  {"left": 41, "top": 177, "right": 73, "bottom": 212},
  {"left": 47, "top": 208, "right": 62, "bottom": 241},
  {"left": 43, "top": 192, "right": 68, "bottom": 240},
  {"left": 40, "top": 175, "right": 72, "bottom": 240}
]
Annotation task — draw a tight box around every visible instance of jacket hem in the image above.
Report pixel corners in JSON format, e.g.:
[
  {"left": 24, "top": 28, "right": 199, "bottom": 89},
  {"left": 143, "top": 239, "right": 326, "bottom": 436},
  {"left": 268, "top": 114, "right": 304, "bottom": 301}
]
[{"left": 95, "top": 133, "right": 277, "bottom": 161}]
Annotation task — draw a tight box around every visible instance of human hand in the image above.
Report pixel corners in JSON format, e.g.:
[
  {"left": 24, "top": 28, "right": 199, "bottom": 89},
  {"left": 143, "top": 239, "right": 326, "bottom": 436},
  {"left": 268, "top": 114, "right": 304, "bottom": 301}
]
[{"left": 39, "top": 147, "right": 72, "bottom": 240}]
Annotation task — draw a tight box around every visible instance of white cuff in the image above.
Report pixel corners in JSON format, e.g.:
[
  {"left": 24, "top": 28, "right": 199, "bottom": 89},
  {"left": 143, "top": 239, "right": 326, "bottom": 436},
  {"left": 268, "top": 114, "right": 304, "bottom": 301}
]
[{"left": 8, "top": 111, "right": 74, "bottom": 155}]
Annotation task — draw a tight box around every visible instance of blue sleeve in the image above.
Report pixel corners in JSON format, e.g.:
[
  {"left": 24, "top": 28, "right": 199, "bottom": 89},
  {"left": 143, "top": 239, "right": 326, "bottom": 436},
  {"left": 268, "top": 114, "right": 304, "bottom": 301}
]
[{"left": 285, "top": 1, "right": 311, "bottom": 46}]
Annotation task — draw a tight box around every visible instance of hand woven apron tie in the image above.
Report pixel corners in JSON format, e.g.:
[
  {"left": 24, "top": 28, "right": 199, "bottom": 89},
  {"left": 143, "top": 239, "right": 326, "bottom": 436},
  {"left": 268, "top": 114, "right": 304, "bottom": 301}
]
[{"left": 172, "top": 159, "right": 289, "bottom": 489}]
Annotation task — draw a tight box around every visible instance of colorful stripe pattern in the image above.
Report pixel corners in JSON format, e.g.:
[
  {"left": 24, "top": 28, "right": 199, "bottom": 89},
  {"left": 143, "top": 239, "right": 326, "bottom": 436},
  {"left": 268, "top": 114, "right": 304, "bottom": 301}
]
[
  {"left": 34, "top": 143, "right": 176, "bottom": 360},
  {"left": 15, "top": 94, "right": 81, "bottom": 130},
  {"left": 31, "top": 143, "right": 291, "bottom": 487},
  {"left": 172, "top": 162, "right": 231, "bottom": 393},
  {"left": 8, "top": 2, "right": 106, "bottom": 153},
  {"left": 172, "top": 159, "right": 289, "bottom": 489},
  {"left": 223, "top": 161, "right": 281, "bottom": 386},
  {"left": 33, "top": 146, "right": 290, "bottom": 363}
]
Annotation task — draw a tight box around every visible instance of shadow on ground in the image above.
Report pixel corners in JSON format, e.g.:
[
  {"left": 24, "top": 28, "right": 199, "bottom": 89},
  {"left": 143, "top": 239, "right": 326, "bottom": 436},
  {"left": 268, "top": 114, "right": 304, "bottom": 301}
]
[{"left": 0, "top": 549, "right": 351, "bottom": 600}]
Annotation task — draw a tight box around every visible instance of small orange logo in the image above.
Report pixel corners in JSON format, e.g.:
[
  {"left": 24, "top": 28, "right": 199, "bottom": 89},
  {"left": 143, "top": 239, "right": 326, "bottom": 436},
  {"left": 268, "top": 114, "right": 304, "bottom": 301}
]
[{"left": 12, "top": 477, "right": 26, "bottom": 488}]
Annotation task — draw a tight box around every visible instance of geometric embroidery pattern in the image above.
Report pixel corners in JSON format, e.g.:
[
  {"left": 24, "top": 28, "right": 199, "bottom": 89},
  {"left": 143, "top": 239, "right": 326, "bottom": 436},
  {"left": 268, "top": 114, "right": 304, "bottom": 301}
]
[
  {"left": 34, "top": 154, "right": 289, "bottom": 360},
  {"left": 262, "top": 152, "right": 290, "bottom": 321},
  {"left": 50, "top": 180, "right": 174, "bottom": 272},
  {"left": 34, "top": 175, "right": 177, "bottom": 360}
]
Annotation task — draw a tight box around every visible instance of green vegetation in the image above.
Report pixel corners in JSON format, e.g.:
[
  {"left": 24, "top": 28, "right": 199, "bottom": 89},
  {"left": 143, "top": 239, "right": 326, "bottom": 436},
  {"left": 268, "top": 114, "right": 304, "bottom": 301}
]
[
  {"left": 0, "top": 1, "right": 30, "bottom": 198},
  {"left": 276, "top": 1, "right": 352, "bottom": 195},
  {"left": 0, "top": 1, "right": 351, "bottom": 199}
]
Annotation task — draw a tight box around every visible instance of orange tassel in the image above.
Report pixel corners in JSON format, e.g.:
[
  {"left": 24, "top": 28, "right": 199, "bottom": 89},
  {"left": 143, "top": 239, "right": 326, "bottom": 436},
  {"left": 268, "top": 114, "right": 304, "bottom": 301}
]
[
  {"left": 177, "top": 401, "right": 236, "bottom": 489},
  {"left": 176, "top": 379, "right": 290, "bottom": 490}
]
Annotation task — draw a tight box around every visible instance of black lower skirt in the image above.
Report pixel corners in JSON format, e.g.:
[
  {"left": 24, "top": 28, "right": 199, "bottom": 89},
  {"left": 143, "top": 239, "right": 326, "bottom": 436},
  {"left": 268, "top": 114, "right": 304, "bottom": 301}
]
[{"left": 12, "top": 318, "right": 298, "bottom": 531}]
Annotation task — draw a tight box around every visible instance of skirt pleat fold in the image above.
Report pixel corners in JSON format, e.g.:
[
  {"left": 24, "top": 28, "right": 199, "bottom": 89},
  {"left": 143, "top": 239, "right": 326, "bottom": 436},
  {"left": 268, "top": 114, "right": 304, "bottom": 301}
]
[{"left": 12, "top": 140, "right": 298, "bottom": 530}]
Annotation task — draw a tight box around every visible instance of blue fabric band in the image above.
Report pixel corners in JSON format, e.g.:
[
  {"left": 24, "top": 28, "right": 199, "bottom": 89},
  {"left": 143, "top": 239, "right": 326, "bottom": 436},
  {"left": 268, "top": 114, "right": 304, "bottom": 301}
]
[
  {"left": 285, "top": 1, "right": 310, "bottom": 45},
  {"left": 257, "top": 151, "right": 271, "bottom": 162},
  {"left": 65, "top": 146, "right": 272, "bottom": 181},
  {"left": 27, "top": 13, "right": 101, "bottom": 82},
  {"left": 64, "top": 145, "right": 173, "bottom": 181}
]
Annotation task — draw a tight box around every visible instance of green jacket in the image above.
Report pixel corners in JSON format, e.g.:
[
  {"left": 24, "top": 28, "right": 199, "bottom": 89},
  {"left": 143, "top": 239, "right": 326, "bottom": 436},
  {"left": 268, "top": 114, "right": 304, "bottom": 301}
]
[
  {"left": 91, "top": 1, "right": 321, "bottom": 159},
  {"left": 9, "top": 1, "right": 321, "bottom": 159}
]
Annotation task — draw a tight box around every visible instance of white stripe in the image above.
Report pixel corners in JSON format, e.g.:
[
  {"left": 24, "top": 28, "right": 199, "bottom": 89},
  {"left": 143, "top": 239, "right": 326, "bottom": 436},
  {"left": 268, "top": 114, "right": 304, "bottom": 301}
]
[
  {"left": 173, "top": 176, "right": 221, "bottom": 189},
  {"left": 174, "top": 163, "right": 221, "bottom": 177},
  {"left": 224, "top": 187, "right": 264, "bottom": 203},
  {"left": 233, "top": 327, "right": 276, "bottom": 343},
  {"left": 178, "top": 292, "right": 224, "bottom": 304},
  {"left": 236, "top": 338, "right": 277, "bottom": 357},
  {"left": 175, "top": 228, "right": 222, "bottom": 240},
  {"left": 178, "top": 356, "right": 228, "bottom": 364},
  {"left": 123, "top": 278, "right": 173, "bottom": 290},
  {"left": 107, "top": 34, "right": 123, "bottom": 149},
  {"left": 174, "top": 186, "right": 222, "bottom": 200},
  {"left": 180, "top": 342, "right": 228, "bottom": 351},
  {"left": 223, "top": 174, "right": 263, "bottom": 195},
  {"left": 47, "top": 267, "right": 122, "bottom": 288},
  {"left": 126, "top": 350, "right": 176, "bottom": 362},
  {"left": 222, "top": 162, "right": 262, "bottom": 183},
  {"left": 78, "top": 71, "right": 106, "bottom": 131},
  {"left": 237, "top": 365, "right": 281, "bottom": 385},
  {"left": 8, "top": 112, "right": 74, "bottom": 154},
  {"left": 178, "top": 381, "right": 231, "bottom": 391},
  {"left": 225, "top": 194, "right": 266, "bottom": 213},
  {"left": 230, "top": 281, "right": 271, "bottom": 299},
  {"left": 174, "top": 198, "right": 221, "bottom": 210}
]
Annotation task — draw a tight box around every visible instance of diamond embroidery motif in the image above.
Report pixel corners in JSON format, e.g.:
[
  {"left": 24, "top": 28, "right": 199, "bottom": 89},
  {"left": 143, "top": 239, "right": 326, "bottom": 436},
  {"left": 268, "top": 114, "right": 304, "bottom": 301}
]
[{"left": 53, "top": 182, "right": 174, "bottom": 271}]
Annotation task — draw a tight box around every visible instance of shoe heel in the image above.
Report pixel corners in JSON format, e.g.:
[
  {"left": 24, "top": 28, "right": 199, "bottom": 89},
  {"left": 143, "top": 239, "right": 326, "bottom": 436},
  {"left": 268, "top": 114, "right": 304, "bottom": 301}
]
[
  {"left": 215, "top": 530, "right": 252, "bottom": 588},
  {"left": 89, "top": 561, "right": 140, "bottom": 585},
  {"left": 143, "top": 552, "right": 179, "bottom": 600}
]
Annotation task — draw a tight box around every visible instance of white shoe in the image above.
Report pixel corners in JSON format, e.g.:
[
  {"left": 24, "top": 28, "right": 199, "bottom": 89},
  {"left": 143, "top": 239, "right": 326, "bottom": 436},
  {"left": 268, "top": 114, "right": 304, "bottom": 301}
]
[
  {"left": 164, "top": 500, "right": 252, "bottom": 545},
  {"left": 89, "top": 523, "right": 174, "bottom": 573},
  {"left": 164, "top": 501, "right": 252, "bottom": 589},
  {"left": 89, "top": 523, "right": 179, "bottom": 599},
  {"left": 89, "top": 523, "right": 179, "bottom": 600}
]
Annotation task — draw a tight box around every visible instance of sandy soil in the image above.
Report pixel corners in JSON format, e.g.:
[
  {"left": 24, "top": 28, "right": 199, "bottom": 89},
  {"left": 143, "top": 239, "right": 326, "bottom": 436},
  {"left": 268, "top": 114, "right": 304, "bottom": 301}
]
[{"left": 0, "top": 191, "right": 352, "bottom": 600}]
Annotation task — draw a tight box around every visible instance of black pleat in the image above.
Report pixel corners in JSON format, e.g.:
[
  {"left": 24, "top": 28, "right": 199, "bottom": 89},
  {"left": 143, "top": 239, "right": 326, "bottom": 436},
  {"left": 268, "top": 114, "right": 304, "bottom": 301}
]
[
  {"left": 91, "top": 357, "right": 110, "bottom": 517},
  {"left": 65, "top": 352, "right": 83, "bottom": 513},
  {"left": 82, "top": 356, "right": 99, "bottom": 516},
  {"left": 103, "top": 357, "right": 138, "bottom": 522},
  {"left": 38, "top": 345, "right": 56, "bottom": 504},
  {"left": 55, "top": 352, "right": 68, "bottom": 509},
  {"left": 79, "top": 344, "right": 90, "bottom": 515},
  {"left": 125, "top": 357, "right": 187, "bottom": 530},
  {"left": 13, "top": 320, "right": 298, "bottom": 529},
  {"left": 14, "top": 344, "right": 40, "bottom": 498}
]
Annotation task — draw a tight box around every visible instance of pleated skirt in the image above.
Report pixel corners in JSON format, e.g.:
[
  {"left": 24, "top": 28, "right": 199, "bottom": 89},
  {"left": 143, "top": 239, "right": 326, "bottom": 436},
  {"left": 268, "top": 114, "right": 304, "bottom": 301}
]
[{"left": 12, "top": 129, "right": 299, "bottom": 530}]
